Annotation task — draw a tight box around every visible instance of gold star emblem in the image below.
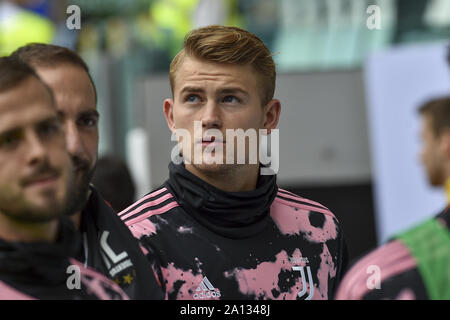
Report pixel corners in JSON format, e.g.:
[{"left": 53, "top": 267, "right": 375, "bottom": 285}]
[
  {"left": 123, "top": 273, "right": 134, "bottom": 285},
  {"left": 114, "top": 278, "right": 121, "bottom": 285}
]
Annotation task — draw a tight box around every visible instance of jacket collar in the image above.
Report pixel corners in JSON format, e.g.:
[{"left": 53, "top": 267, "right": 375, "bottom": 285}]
[
  {"left": 166, "top": 161, "right": 278, "bottom": 239},
  {"left": 0, "top": 217, "right": 80, "bottom": 285}
]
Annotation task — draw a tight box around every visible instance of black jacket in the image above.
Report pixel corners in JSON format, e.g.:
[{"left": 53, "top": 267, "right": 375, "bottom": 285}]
[
  {"left": 0, "top": 217, "right": 128, "bottom": 300},
  {"left": 78, "top": 187, "right": 164, "bottom": 299}
]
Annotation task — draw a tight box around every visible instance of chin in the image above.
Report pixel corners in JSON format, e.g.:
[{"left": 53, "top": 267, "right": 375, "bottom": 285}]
[
  {"left": 13, "top": 204, "right": 61, "bottom": 223},
  {"left": 192, "top": 162, "right": 232, "bottom": 176},
  {"left": 33, "top": 198, "right": 64, "bottom": 214},
  {"left": 27, "top": 192, "right": 66, "bottom": 217}
]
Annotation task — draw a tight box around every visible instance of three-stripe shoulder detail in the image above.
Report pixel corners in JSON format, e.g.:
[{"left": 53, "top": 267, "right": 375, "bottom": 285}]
[
  {"left": 275, "top": 188, "right": 334, "bottom": 217},
  {"left": 118, "top": 187, "right": 178, "bottom": 224}
]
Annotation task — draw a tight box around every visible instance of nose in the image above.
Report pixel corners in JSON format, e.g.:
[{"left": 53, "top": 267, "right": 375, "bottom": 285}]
[
  {"left": 65, "top": 121, "right": 84, "bottom": 158},
  {"left": 26, "top": 131, "right": 48, "bottom": 166},
  {"left": 201, "top": 101, "right": 222, "bottom": 129}
]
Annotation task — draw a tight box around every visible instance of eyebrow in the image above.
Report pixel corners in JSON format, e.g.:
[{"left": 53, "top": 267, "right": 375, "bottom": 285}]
[
  {"left": 179, "top": 86, "right": 205, "bottom": 95},
  {"left": 0, "top": 115, "right": 59, "bottom": 137},
  {"left": 57, "top": 109, "right": 100, "bottom": 119},
  {"left": 0, "top": 126, "right": 21, "bottom": 138},
  {"left": 79, "top": 110, "right": 100, "bottom": 119},
  {"left": 179, "top": 86, "right": 249, "bottom": 97},
  {"left": 218, "top": 87, "right": 249, "bottom": 97}
]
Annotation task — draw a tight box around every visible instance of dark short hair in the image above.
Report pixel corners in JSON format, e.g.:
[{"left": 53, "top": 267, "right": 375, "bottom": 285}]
[
  {"left": 419, "top": 96, "right": 450, "bottom": 136},
  {"left": 0, "top": 56, "right": 53, "bottom": 101},
  {"left": 10, "top": 43, "right": 97, "bottom": 103}
]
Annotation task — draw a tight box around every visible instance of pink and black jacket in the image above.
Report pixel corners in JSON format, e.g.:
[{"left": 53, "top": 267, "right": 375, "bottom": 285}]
[
  {"left": 0, "top": 218, "right": 128, "bottom": 300},
  {"left": 119, "top": 162, "right": 348, "bottom": 300}
]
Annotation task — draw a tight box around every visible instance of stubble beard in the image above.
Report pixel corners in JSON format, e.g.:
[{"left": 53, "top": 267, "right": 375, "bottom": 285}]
[
  {"left": 0, "top": 177, "right": 72, "bottom": 224},
  {"left": 65, "top": 163, "right": 96, "bottom": 216}
]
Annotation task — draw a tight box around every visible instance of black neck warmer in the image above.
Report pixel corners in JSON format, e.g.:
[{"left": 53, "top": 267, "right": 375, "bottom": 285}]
[
  {"left": 166, "top": 162, "right": 278, "bottom": 239},
  {"left": 0, "top": 217, "right": 80, "bottom": 286}
]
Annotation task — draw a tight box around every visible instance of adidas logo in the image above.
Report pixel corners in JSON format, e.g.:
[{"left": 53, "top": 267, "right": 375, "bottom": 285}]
[{"left": 193, "top": 277, "right": 221, "bottom": 300}]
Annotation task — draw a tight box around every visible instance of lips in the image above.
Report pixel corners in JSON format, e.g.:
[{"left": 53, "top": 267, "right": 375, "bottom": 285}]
[
  {"left": 202, "top": 142, "right": 224, "bottom": 149},
  {"left": 202, "top": 136, "right": 215, "bottom": 142},
  {"left": 200, "top": 136, "right": 225, "bottom": 145},
  {"left": 23, "top": 173, "right": 59, "bottom": 188}
]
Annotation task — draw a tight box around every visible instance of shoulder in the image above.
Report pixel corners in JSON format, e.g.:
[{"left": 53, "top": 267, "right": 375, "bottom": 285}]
[
  {"left": 0, "top": 281, "right": 35, "bottom": 300},
  {"left": 271, "top": 188, "right": 341, "bottom": 239},
  {"left": 117, "top": 186, "right": 179, "bottom": 239},
  {"left": 436, "top": 206, "right": 450, "bottom": 229},
  {"left": 335, "top": 239, "right": 418, "bottom": 300},
  {"left": 273, "top": 188, "right": 336, "bottom": 218},
  {"left": 69, "top": 258, "right": 129, "bottom": 300}
]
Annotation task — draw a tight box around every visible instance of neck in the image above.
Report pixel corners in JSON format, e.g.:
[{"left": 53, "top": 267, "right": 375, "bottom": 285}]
[
  {"left": 69, "top": 211, "right": 82, "bottom": 230},
  {"left": 185, "top": 164, "right": 260, "bottom": 192},
  {"left": 0, "top": 214, "right": 59, "bottom": 243},
  {"left": 69, "top": 187, "right": 91, "bottom": 230}
]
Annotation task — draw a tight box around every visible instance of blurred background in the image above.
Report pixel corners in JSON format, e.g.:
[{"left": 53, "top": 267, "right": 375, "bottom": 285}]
[{"left": 1, "top": 0, "right": 450, "bottom": 262}]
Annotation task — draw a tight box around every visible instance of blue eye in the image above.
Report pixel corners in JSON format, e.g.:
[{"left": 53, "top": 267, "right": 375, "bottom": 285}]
[
  {"left": 186, "top": 94, "right": 200, "bottom": 103},
  {"left": 223, "top": 96, "right": 241, "bottom": 104}
]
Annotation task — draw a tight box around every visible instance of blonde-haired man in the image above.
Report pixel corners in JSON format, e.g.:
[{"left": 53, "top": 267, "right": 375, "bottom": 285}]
[{"left": 119, "top": 25, "right": 348, "bottom": 300}]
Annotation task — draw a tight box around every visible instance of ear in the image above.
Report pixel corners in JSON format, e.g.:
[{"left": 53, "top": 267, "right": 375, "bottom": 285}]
[
  {"left": 163, "top": 98, "right": 176, "bottom": 133},
  {"left": 263, "top": 99, "right": 281, "bottom": 134}
]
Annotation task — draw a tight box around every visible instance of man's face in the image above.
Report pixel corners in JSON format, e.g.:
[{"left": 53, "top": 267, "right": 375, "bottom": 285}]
[
  {"left": 420, "top": 114, "right": 445, "bottom": 186},
  {"left": 164, "top": 56, "right": 280, "bottom": 176},
  {"left": 0, "top": 77, "right": 73, "bottom": 222},
  {"left": 36, "top": 64, "right": 98, "bottom": 211}
]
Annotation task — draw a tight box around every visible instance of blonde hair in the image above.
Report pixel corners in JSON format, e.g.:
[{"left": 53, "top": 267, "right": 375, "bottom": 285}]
[{"left": 169, "top": 25, "right": 276, "bottom": 105}]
